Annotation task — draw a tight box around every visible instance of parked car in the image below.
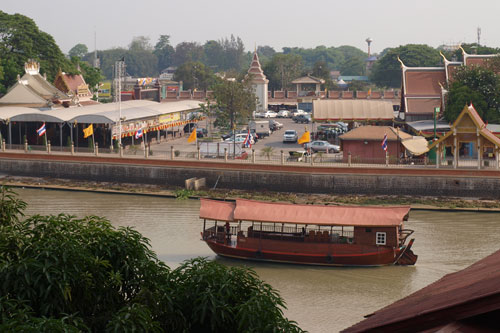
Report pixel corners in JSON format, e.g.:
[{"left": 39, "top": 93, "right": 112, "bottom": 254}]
[
  {"left": 196, "top": 128, "right": 208, "bottom": 138},
  {"left": 277, "top": 110, "right": 290, "bottom": 118},
  {"left": 262, "top": 110, "right": 278, "bottom": 118},
  {"left": 292, "top": 109, "right": 307, "bottom": 118},
  {"left": 225, "top": 133, "right": 255, "bottom": 146},
  {"left": 295, "top": 114, "right": 311, "bottom": 123},
  {"left": 254, "top": 111, "right": 265, "bottom": 118},
  {"left": 283, "top": 130, "right": 298, "bottom": 143},
  {"left": 183, "top": 123, "right": 197, "bottom": 133},
  {"left": 269, "top": 119, "right": 283, "bottom": 131},
  {"left": 304, "top": 140, "right": 340, "bottom": 153}
]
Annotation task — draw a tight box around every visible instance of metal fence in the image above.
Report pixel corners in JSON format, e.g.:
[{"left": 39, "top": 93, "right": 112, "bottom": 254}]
[{"left": 2, "top": 142, "right": 499, "bottom": 170}]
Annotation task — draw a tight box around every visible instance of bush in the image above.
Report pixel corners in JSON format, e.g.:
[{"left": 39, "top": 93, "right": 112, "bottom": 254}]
[{"left": 0, "top": 186, "right": 303, "bottom": 332}]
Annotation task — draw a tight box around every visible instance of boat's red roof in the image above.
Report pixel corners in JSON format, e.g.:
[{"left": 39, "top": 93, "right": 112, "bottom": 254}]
[
  {"left": 199, "top": 199, "right": 235, "bottom": 221},
  {"left": 200, "top": 198, "right": 410, "bottom": 227}
]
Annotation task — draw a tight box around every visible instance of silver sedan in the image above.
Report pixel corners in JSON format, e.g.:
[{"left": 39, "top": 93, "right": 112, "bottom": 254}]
[{"left": 304, "top": 140, "right": 340, "bottom": 153}]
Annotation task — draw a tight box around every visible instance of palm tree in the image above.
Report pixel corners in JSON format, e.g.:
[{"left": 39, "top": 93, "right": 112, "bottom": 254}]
[{"left": 260, "top": 146, "right": 274, "bottom": 160}]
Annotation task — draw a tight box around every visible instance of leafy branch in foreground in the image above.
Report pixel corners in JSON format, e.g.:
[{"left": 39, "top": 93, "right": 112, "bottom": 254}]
[{"left": 0, "top": 186, "right": 304, "bottom": 332}]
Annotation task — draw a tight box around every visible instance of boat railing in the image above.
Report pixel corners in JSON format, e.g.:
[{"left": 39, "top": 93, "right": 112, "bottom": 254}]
[
  {"left": 399, "top": 229, "right": 414, "bottom": 246},
  {"left": 242, "top": 226, "right": 354, "bottom": 244}
]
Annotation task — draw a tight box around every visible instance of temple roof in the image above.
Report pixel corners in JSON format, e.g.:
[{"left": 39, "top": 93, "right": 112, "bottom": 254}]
[
  {"left": 428, "top": 104, "right": 500, "bottom": 150},
  {"left": 247, "top": 51, "right": 268, "bottom": 84},
  {"left": 292, "top": 75, "right": 325, "bottom": 84},
  {"left": 0, "top": 61, "right": 70, "bottom": 108}
]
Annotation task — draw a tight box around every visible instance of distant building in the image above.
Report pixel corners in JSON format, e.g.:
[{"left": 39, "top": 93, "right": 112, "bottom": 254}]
[
  {"left": 53, "top": 70, "right": 97, "bottom": 106},
  {"left": 0, "top": 60, "right": 71, "bottom": 108},
  {"left": 247, "top": 50, "right": 268, "bottom": 112},
  {"left": 400, "top": 46, "right": 500, "bottom": 121}
]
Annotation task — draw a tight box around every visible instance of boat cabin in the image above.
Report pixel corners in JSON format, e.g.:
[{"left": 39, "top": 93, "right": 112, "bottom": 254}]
[{"left": 199, "top": 199, "right": 416, "bottom": 266}]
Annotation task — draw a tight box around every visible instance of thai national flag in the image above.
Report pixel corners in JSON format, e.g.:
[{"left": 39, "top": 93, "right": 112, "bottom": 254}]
[
  {"left": 243, "top": 129, "right": 252, "bottom": 148},
  {"left": 37, "top": 123, "right": 46, "bottom": 137},
  {"left": 135, "top": 129, "right": 143, "bottom": 139},
  {"left": 381, "top": 133, "right": 387, "bottom": 151}
]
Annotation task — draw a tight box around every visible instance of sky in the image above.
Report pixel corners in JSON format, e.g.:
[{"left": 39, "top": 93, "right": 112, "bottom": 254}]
[{"left": 3, "top": 0, "right": 500, "bottom": 55}]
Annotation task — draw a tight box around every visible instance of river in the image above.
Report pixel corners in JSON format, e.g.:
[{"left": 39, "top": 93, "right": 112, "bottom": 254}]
[{"left": 16, "top": 188, "right": 500, "bottom": 332}]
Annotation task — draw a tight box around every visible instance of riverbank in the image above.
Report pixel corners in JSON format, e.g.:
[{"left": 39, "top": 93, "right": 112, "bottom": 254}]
[{"left": 2, "top": 175, "right": 500, "bottom": 212}]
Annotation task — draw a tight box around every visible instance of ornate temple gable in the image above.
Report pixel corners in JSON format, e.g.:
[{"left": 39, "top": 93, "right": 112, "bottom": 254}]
[
  {"left": 440, "top": 52, "right": 463, "bottom": 84},
  {"left": 24, "top": 59, "right": 40, "bottom": 75},
  {"left": 247, "top": 51, "right": 268, "bottom": 84},
  {"left": 428, "top": 104, "right": 500, "bottom": 150}
]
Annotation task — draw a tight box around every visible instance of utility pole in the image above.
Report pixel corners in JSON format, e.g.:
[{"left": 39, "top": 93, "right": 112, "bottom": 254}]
[{"left": 115, "top": 59, "right": 125, "bottom": 148}]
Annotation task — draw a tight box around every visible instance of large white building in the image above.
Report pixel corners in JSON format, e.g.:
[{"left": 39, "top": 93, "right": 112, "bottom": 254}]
[{"left": 247, "top": 51, "right": 268, "bottom": 112}]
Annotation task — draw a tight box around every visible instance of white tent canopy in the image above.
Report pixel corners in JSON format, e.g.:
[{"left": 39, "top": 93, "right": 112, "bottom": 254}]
[
  {"left": 0, "top": 100, "right": 202, "bottom": 124},
  {"left": 313, "top": 100, "right": 394, "bottom": 121}
]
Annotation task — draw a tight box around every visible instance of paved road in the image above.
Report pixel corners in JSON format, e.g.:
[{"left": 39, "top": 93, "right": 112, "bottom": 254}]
[{"left": 153, "top": 118, "right": 322, "bottom": 155}]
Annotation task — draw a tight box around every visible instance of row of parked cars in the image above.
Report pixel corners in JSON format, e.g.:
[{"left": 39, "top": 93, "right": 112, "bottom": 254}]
[{"left": 254, "top": 109, "right": 310, "bottom": 119}]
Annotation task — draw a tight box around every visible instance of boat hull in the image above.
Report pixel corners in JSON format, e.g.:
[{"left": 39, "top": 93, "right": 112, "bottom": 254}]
[{"left": 205, "top": 239, "right": 403, "bottom": 267}]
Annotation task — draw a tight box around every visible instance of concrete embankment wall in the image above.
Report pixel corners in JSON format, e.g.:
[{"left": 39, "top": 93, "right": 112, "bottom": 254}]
[{"left": 1, "top": 153, "right": 500, "bottom": 199}]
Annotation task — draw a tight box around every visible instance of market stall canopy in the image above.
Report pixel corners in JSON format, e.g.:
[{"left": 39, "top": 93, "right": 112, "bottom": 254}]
[
  {"left": 313, "top": 100, "right": 394, "bottom": 121},
  {"left": 200, "top": 199, "right": 410, "bottom": 227},
  {"left": 401, "top": 136, "right": 429, "bottom": 156},
  {"left": 0, "top": 100, "right": 202, "bottom": 124}
]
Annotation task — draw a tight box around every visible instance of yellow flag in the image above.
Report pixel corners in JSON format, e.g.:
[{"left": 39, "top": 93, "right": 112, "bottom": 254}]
[
  {"left": 187, "top": 128, "right": 197, "bottom": 143},
  {"left": 83, "top": 124, "right": 93, "bottom": 139},
  {"left": 368, "top": 88, "right": 372, "bottom": 96},
  {"left": 298, "top": 131, "right": 310, "bottom": 144}
]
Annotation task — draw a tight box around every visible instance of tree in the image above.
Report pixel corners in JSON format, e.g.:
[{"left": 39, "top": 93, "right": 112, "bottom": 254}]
[
  {"left": 444, "top": 66, "right": 500, "bottom": 123},
  {"left": 212, "top": 79, "right": 257, "bottom": 130},
  {"left": 0, "top": 186, "right": 303, "bottom": 332},
  {"left": 154, "top": 35, "right": 175, "bottom": 72},
  {"left": 370, "top": 44, "right": 441, "bottom": 88},
  {"left": 172, "top": 42, "right": 204, "bottom": 67},
  {"left": 0, "top": 11, "right": 75, "bottom": 90},
  {"left": 203, "top": 40, "right": 225, "bottom": 70},
  {"left": 129, "top": 36, "right": 153, "bottom": 52},
  {"left": 263, "top": 54, "right": 304, "bottom": 91},
  {"left": 173, "top": 61, "right": 216, "bottom": 91},
  {"left": 68, "top": 43, "right": 88, "bottom": 59}
]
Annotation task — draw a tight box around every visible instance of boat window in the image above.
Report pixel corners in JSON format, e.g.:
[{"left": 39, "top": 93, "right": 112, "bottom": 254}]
[{"left": 376, "top": 232, "right": 386, "bottom": 245}]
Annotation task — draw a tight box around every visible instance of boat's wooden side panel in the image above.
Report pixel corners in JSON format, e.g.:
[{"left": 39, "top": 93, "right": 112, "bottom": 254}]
[{"left": 206, "top": 240, "right": 397, "bottom": 266}]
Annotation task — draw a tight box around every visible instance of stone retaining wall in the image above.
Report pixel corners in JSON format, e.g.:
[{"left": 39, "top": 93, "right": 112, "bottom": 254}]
[{"left": 1, "top": 155, "right": 499, "bottom": 199}]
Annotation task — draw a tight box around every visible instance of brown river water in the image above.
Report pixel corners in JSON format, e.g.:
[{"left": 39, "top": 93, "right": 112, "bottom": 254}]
[{"left": 16, "top": 188, "right": 500, "bottom": 333}]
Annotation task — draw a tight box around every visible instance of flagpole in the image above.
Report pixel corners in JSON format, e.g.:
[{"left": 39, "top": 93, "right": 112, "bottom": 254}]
[
  {"left": 44, "top": 123, "right": 47, "bottom": 148},
  {"left": 91, "top": 125, "right": 95, "bottom": 152}
]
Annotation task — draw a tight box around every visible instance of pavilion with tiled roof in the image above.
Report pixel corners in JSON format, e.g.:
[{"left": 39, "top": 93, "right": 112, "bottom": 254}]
[
  {"left": 291, "top": 75, "right": 325, "bottom": 97},
  {"left": 54, "top": 70, "right": 97, "bottom": 106},
  {"left": 428, "top": 104, "right": 500, "bottom": 169}
]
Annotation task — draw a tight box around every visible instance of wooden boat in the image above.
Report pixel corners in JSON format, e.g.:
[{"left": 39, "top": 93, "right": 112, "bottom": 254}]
[{"left": 200, "top": 199, "right": 417, "bottom": 267}]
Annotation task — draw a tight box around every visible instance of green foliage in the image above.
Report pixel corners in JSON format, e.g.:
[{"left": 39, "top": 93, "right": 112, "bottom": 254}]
[
  {"left": 213, "top": 79, "right": 257, "bottom": 129},
  {"left": 260, "top": 147, "right": 274, "bottom": 160},
  {"left": 0, "top": 11, "right": 75, "bottom": 90},
  {"left": 0, "top": 186, "right": 26, "bottom": 226},
  {"left": 263, "top": 53, "right": 304, "bottom": 91},
  {"left": 165, "top": 258, "right": 303, "bottom": 333},
  {"left": 0, "top": 187, "right": 303, "bottom": 332},
  {"left": 68, "top": 43, "right": 88, "bottom": 59},
  {"left": 174, "top": 189, "right": 194, "bottom": 200},
  {"left": 370, "top": 44, "right": 441, "bottom": 88},
  {"left": 154, "top": 35, "right": 175, "bottom": 72},
  {"left": 444, "top": 66, "right": 500, "bottom": 123},
  {"left": 443, "top": 43, "right": 499, "bottom": 62},
  {"left": 172, "top": 42, "right": 204, "bottom": 67},
  {"left": 173, "top": 61, "right": 216, "bottom": 91}
]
